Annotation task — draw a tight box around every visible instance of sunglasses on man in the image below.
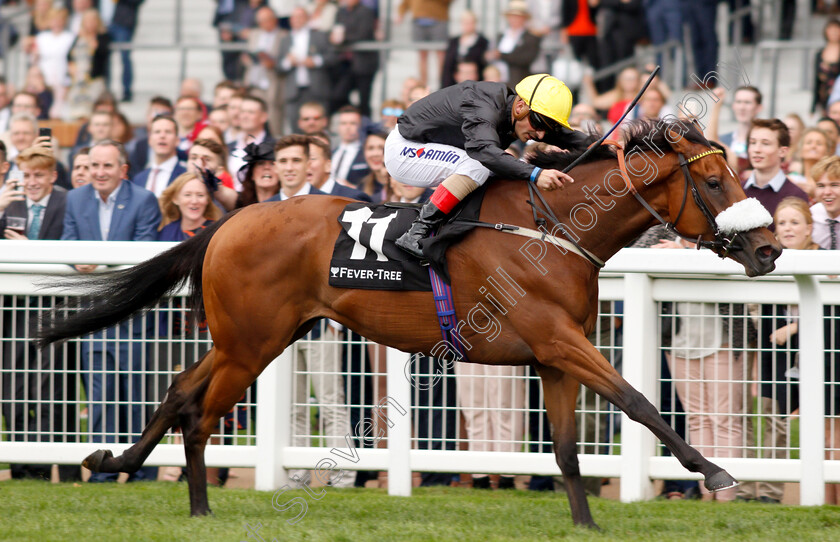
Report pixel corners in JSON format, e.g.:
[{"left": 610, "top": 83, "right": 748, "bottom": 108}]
[{"left": 529, "top": 110, "right": 561, "bottom": 133}]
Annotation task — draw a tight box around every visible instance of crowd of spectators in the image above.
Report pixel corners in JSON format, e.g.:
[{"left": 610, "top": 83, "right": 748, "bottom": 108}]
[{"left": 0, "top": 0, "right": 838, "bottom": 500}]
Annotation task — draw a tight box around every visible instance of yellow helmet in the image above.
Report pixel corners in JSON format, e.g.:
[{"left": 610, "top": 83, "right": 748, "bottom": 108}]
[{"left": 515, "top": 74, "right": 573, "bottom": 130}]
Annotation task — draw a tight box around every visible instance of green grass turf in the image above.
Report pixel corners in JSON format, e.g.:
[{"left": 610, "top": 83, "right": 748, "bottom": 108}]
[{"left": 3, "top": 481, "right": 840, "bottom": 541}]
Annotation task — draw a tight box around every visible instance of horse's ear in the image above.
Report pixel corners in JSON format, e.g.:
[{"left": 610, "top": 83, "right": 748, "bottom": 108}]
[{"left": 664, "top": 122, "right": 694, "bottom": 155}]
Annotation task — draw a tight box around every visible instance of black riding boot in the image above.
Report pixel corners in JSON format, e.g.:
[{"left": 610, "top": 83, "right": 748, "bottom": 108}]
[{"left": 395, "top": 200, "right": 447, "bottom": 259}]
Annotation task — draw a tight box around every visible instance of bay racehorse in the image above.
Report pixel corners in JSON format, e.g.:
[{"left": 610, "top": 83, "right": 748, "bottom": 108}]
[{"left": 38, "top": 120, "right": 781, "bottom": 528}]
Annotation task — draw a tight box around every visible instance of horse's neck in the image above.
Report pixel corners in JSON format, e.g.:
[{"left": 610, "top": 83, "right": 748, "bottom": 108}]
[
  {"left": 575, "top": 179, "right": 668, "bottom": 261},
  {"left": 482, "top": 164, "right": 672, "bottom": 263},
  {"left": 550, "top": 167, "right": 671, "bottom": 261}
]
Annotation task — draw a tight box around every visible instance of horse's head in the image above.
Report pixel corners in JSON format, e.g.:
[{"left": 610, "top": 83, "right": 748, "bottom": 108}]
[{"left": 649, "top": 121, "right": 781, "bottom": 277}]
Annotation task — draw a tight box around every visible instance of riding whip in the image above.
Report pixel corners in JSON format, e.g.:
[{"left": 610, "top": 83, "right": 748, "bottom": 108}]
[{"left": 561, "top": 65, "right": 661, "bottom": 174}]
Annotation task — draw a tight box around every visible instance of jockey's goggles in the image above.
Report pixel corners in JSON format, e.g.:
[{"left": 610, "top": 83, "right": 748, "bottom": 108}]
[{"left": 529, "top": 110, "right": 562, "bottom": 133}]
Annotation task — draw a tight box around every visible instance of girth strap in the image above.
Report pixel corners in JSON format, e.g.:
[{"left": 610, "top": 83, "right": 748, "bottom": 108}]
[{"left": 451, "top": 217, "right": 605, "bottom": 267}]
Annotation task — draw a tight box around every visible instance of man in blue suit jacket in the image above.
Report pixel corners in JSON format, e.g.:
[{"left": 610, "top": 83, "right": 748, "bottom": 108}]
[
  {"left": 331, "top": 106, "right": 370, "bottom": 188},
  {"left": 130, "top": 115, "right": 186, "bottom": 199},
  {"left": 62, "top": 139, "right": 161, "bottom": 482},
  {"left": 263, "top": 134, "right": 327, "bottom": 201},
  {"left": 308, "top": 136, "right": 372, "bottom": 202}
]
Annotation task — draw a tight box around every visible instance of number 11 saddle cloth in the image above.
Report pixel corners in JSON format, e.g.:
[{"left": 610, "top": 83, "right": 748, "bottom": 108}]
[
  {"left": 329, "top": 185, "right": 488, "bottom": 291},
  {"left": 330, "top": 202, "right": 433, "bottom": 291}
]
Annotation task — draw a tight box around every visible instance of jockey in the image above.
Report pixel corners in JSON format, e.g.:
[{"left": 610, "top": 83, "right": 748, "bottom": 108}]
[{"left": 385, "top": 73, "right": 580, "bottom": 259}]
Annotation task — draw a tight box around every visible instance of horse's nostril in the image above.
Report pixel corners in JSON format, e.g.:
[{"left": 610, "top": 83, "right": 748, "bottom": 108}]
[{"left": 756, "top": 244, "right": 781, "bottom": 262}]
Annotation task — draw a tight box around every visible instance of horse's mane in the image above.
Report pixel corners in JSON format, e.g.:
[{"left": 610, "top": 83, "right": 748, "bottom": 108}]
[{"left": 531, "top": 119, "right": 710, "bottom": 171}]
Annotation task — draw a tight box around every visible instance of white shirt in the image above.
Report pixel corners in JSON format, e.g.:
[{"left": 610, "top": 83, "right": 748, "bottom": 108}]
[
  {"left": 811, "top": 202, "right": 840, "bottom": 249},
  {"left": 258, "top": 30, "right": 276, "bottom": 54},
  {"left": 743, "top": 169, "right": 787, "bottom": 192},
  {"left": 308, "top": 2, "right": 338, "bottom": 32},
  {"left": 319, "top": 177, "right": 336, "bottom": 194},
  {"left": 669, "top": 302, "right": 724, "bottom": 359},
  {"left": 280, "top": 183, "right": 313, "bottom": 200},
  {"left": 458, "top": 34, "right": 479, "bottom": 57},
  {"left": 497, "top": 28, "right": 524, "bottom": 55},
  {"left": 246, "top": 30, "right": 279, "bottom": 90},
  {"left": 280, "top": 28, "right": 324, "bottom": 88},
  {"left": 232, "top": 129, "right": 268, "bottom": 151},
  {"left": 99, "top": 0, "right": 115, "bottom": 25},
  {"left": 145, "top": 155, "right": 179, "bottom": 198},
  {"left": 267, "top": 0, "right": 296, "bottom": 17},
  {"left": 35, "top": 31, "right": 75, "bottom": 89},
  {"left": 96, "top": 182, "right": 123, "bottom": 240},
  {"left": 7, "top": 144, "right": 21, "bottom": 163},
  {"left": 0, "top": 107, "right": 11, "bottom": 134},
  {"left": 331, "top": 141, "right": 360, "bottom": 183},
  {"left": 69, "top": 13, "right": 83, "bottom": 35}
]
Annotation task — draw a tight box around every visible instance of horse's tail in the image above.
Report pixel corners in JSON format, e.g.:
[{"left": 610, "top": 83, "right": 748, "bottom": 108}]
[{"left": 35, "top": 210, "right": 242, "bottom": 348}]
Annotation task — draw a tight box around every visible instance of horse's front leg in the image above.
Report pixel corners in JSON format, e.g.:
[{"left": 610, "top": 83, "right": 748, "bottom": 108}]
[
  {"left": 534, "top": 363, "right": 599, "bottom": 529},
  {"left": 532, "top": 325, "right": 738, "bottom": 494}
]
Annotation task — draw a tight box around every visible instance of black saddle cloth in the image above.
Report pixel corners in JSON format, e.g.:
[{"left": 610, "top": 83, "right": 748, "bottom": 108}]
[{"left": 329, "top": 186, "right": 487, "bottom": 290}]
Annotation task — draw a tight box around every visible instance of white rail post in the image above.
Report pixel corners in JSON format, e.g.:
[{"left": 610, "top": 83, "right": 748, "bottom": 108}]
[
  {"left": 620, "top": 273, "right": 657, "bottom": 502},
  {"left": 795, "top": 274, "right": 825, "bottom": 505},
  {"left": 387, "top": 347, "right": 412, "bottom": 496},
  {"left": 255, "top": 348, "right": 293, "bottom": 490}
]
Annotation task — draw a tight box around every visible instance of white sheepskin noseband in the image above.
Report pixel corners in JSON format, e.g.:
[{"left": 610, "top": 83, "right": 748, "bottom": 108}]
[{"left": 715, "top": 197, "right": 772, "bottom": 234}]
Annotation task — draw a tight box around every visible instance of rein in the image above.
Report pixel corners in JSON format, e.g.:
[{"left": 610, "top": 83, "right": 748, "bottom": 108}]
[
  {"left": 473, "top": 64, "right": 742, "bottom": 266},
  {"left": 519, "top": 139, "right": 738, "bottom": 268},
  {"left": 606, "top": 140, "right": 742, "bottom": 257},
  {"left": 521, "top": 66, "right": 665, "bottom": 268},
  {"left": 525, "top": 181, "right": 605, "bottom": 267}
]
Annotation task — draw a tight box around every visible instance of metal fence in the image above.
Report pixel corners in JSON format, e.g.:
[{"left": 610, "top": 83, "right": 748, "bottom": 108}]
[{"left": 0, "top": 242, "right": 839, "bottom": 505}]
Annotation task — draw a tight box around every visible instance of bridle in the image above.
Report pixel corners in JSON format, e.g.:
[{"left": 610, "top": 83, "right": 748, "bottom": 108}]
[
  {"left": 525, "top": 140, "right": 743, "bottom": 268},
  {"left": 608, "top": 140, "right": 743, "bottom": 258},
  {"left": 520, "top": 67, "right": 747, "bottom": 265}
]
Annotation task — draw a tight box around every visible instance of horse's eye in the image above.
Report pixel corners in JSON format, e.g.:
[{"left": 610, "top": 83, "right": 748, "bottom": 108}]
[{"left": 706, "top": 179, "right": 722, "bottom": 191}]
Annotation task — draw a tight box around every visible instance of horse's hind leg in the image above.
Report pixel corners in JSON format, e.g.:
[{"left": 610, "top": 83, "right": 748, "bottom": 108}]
[
  {"left": 180, "top": 372, "right": 214, "bottom": 516},
  {"left": 536, "top": 327, "right": 737, "bottom": 494},
  {"left": 180, "top": 347, "right": 263, "bottom": 516},
  {"left": 83, "top": 348, "right": 216, "bottom": 475},
  {"left": 535, "top": 364, "right": 598, "bottom": 529}
]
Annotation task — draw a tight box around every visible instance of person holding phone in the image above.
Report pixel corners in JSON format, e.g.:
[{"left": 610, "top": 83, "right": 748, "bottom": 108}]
[
  {"left": 0, "top": 174, "right": 25, "bottom": 231},
  {"left": 1, "top": 147, "right": 66, "bottom": 241},
  {"left": 5, "top": 113, "right": 71, "bottom": 189},
  {"left": 0, "top": 146, "right": 80, "bottom": 481}
]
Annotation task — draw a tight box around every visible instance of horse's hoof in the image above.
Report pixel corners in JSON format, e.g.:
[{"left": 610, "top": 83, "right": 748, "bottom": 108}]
[
  {"left": 705, "top": 470, "right": 739, "bottom": 492},
  {"left": 82, "top": 449, "right": 114, "bottom": 472}
]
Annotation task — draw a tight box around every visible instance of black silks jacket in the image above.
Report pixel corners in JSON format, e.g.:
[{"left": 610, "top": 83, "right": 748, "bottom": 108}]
[{"left": 397, "top": 81, "right": 587, "bottom": 181}]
